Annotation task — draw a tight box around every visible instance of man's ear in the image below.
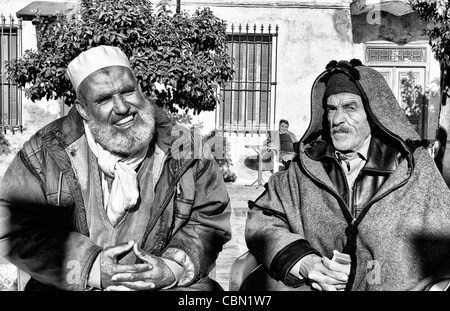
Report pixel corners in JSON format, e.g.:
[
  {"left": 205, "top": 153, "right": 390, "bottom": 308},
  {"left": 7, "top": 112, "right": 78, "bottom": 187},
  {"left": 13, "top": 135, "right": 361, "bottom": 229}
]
[{"left": 75, "top": 99, "right": 89, "bottom": 121}]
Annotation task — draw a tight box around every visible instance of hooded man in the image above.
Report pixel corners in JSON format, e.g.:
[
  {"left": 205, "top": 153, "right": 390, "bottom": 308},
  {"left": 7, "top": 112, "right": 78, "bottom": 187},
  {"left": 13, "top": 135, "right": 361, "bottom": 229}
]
[
  {"left": 243, "top": 59, "right": 450, "bottom": 291},
  {"left": 0, "top": 45, "right": 231, "bottom": 291}
]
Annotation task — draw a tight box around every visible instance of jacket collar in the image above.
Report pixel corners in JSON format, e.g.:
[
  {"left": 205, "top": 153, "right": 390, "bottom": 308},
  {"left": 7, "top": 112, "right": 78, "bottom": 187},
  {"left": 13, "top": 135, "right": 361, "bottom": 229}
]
[
  {"left": 305, "top": 135, "right": 399, "bottom": 173},
  {"left": 53, "top": 106, "right": 85, "bottom": 147}
]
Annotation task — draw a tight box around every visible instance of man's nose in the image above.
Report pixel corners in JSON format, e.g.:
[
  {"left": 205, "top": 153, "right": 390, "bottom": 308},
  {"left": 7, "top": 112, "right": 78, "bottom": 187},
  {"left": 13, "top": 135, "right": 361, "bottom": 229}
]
[
  {"left": 332, "top": 109, "right": 346, "bottom": 125},
  {"left": 112, "top": 95, "right": 130, "bottom": 115}
]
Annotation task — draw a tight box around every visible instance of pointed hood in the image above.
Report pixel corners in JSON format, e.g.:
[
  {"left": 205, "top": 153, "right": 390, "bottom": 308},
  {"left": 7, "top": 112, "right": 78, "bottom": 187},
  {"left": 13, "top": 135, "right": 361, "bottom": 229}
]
[{"left": 302, "top": 60, "right": 420, "bottom": 156}]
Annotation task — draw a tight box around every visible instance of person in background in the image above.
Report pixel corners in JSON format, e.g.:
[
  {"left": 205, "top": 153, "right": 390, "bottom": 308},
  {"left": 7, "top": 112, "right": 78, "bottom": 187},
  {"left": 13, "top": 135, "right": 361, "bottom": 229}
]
[
  {"left": 265, "top": 119, "right": 298, "bottom": 169},
  {"left": 0, "top": 45, "right": 231, "bottom": 291}
]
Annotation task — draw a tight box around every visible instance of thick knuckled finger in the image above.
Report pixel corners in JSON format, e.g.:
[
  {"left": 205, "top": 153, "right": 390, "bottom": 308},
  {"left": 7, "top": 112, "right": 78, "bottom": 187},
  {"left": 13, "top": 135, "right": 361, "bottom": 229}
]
[
  {"left": 320, "top": 283, "right": 337, "bottom": 291},
  {"left": 133, "top": 242, "right": 143, "bottom": 256},
  {"left": 322, "top": 257, "right": 351, "bottom": 275},
  {"left": 114, "top": 281, "right": 156, "bottom": 291},
  {"left": 311, "top": 281, "right": 338, "bottom": 292},
  {"left": 318, "top": 258, "right": 349, "bottom": 283},
  {"left": 110, "top": 263, "right": 153, "bottom": 274},
  {"left": 311, "top": 283, "right": 322, "bottom": 291},
  {"left": 112, "top": 271, "right": 155, "bottom": 282},
  {"left": 105, "top": 285, "right": 136, "bottom": 291},
  {"left": 104, "top": 240, "right": 134, "bottom": 258},
  {"left": 323, "top": 269, "right": 349, "bottom": 283},
  {"left": 133, "top": 243, "right": 155, "bottom": 263},
  {"left": 308, "top": 271, "right": 346, "bottom": 286}
]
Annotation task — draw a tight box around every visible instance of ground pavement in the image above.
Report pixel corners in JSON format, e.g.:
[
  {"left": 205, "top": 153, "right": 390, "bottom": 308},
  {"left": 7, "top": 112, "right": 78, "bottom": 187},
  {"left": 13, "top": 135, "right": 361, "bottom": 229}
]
[{"left": 214, "top": 182, "right": 265, "bottom": 291}]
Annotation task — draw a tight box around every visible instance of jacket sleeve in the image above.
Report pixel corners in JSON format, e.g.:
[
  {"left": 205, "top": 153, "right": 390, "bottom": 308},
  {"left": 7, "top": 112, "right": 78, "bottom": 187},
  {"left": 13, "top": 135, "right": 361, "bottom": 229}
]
[
  {"left": 164, "top": 145, "right": 232, "bottom": 286},
  {"left": 245, "top": 171, "right": 321, "bottom": 287},
  {"left": 289, "top": 131, "right": 299, "bottom": 143},
  {"left": 0, "top": 150, "right": 102, "bottom": 291}
]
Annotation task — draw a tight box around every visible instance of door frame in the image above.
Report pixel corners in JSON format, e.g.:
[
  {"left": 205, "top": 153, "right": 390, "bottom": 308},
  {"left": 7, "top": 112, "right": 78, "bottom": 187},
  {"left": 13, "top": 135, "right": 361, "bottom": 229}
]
[{"left": 364, "top": 41, "right": 431, "bottom": 138}]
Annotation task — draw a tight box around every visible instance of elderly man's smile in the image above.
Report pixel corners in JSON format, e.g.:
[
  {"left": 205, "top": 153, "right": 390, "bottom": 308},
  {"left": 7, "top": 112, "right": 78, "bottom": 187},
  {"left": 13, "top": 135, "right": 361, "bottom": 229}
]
[{"left": 113, "top": 114, "right": 135, "bottom": 128}]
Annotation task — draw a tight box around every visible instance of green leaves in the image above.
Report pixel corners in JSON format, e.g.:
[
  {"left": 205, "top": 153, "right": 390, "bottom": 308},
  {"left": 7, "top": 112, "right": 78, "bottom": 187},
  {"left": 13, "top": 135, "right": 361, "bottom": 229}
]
[
  {"left": 408, "top": 1, "right": 450, "bottom": 70},
  {"left": 5, "top": 0, "right": 234, "bottom": 113}
]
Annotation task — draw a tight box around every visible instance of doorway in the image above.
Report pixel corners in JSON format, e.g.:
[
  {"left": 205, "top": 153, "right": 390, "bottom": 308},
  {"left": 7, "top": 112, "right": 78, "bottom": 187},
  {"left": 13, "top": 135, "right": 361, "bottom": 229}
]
[
  {"left": 371, "top": 66, "right": 427, "bottom": 137},
  {"left": 365, "top": 43, "right": 430, "bottom": 138}
]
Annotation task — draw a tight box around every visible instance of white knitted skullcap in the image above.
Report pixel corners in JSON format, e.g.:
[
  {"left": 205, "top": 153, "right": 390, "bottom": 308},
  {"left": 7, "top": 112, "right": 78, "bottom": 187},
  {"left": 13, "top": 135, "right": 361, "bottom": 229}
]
[{"left": 66, "top": 45, "right": 131, "bottom": 92}]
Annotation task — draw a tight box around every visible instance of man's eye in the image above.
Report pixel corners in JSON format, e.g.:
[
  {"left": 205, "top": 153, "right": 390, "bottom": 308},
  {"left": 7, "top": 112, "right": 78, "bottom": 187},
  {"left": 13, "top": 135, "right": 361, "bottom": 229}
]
[
  {"left": 122, "top": 89, "right": 136, "bottom": 97},
  {"left": 98, "top": 97, "right": 112, "bottom": 105},
  {"left": 327, "top": 106, "right": 336, "bottom": 112}
]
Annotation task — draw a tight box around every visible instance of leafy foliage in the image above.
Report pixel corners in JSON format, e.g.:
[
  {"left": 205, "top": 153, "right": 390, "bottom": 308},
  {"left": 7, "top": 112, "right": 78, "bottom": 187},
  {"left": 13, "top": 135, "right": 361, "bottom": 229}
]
[
  {"left": 0, "top": 130, "right": 10, "bottom": 156},
  {"left": 5, "top": 0, "right": 234, "bottom": 114},
  {"left": 166, "top": 112, "right": 237, "bottom": 182},
  {"left": 407, "top": 0, "right": 450, "bottom": 102},
  {"left": 203, "top": 130, "right": 237, "bottom": 183},
  {"left": 400, "top": 71, "right": 423, "bottom": 118}
]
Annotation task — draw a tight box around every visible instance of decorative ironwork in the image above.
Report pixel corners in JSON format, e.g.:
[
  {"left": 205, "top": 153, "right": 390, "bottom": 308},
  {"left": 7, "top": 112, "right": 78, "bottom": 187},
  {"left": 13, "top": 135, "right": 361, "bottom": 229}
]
[
  {"left": 366, "top": 47, "right": 426, "bottom": 63},
  {"left": 218, "top": 24, "right": 278, "bottom": 136}
]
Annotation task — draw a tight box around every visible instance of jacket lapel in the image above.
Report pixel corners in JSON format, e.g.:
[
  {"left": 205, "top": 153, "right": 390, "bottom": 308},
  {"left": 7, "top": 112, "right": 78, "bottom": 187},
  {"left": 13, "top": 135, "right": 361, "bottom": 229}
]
[
  {"left": 42, "top": 107, "right": 89, "bottom": 235},
  {"left": 300, "top": 144, "right": 341, "bottom": 199}
]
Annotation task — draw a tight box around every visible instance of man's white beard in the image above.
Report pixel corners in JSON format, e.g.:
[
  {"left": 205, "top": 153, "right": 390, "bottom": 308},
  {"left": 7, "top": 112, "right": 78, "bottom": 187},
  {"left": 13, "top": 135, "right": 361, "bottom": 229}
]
[{"left": 86, "top": 99, "right": 156, "bottom": 157}]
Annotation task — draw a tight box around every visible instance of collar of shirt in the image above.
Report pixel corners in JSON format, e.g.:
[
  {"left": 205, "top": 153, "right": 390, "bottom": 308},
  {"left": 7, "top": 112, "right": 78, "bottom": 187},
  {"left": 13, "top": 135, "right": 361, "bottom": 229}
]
[
  {"left": 335, "top": 135, "right": 371, "bottom": 165},
  {"left": 335, "top": 135, "right": 372, "bottom": 190}
]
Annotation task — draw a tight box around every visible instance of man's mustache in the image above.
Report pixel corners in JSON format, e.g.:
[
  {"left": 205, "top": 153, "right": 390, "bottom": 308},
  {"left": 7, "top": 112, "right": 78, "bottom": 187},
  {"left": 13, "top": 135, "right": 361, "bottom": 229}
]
[{"left": 332, "top": 126, "right": 352, "bottom": 134}]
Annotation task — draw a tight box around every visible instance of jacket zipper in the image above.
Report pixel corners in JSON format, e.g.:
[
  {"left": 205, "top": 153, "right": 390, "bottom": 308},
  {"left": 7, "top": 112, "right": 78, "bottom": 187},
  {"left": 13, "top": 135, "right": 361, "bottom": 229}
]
[
  {"left": 302, "top": 159, "right": 410, "bottom": 291},
  {"left": 57, "top": 171, "right": 63, "bottom": 206},
  {"left": 353, "top": 176, "right": 410, "bottom": 226},
  {"left": 302, "top": 161, "right": 353, "bottom": 225},
  {"left": 302, "top": 156, "right": 412, "bottom": 227}
]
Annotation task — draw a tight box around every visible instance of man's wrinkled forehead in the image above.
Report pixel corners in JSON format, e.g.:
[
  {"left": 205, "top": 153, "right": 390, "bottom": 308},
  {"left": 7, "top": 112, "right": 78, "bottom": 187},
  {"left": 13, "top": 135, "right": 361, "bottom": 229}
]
[
  {"left": 77, "top": 66, "right": 137, "bottom": 101},
  {"left": 326, "top": 92, "right": 363, "bottom": 106}
]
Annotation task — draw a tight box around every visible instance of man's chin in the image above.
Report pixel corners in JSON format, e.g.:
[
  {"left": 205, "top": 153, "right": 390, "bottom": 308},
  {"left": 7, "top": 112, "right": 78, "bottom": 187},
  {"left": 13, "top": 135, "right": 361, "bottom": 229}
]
[
  {"left": 106, "top": 133, "right": 153, "bottom": 156},
  {"left": 331, "top": 136, "right": 355, "bottom": 152},
  {"left": 89, "top": 123, "right": 154, "bottom": 157}
]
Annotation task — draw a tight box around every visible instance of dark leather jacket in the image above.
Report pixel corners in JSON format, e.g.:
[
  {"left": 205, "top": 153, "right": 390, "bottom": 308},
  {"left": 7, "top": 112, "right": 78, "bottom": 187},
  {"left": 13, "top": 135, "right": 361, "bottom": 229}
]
[{"left": 306, "top": 135, "right": 404, "bottom": 220}]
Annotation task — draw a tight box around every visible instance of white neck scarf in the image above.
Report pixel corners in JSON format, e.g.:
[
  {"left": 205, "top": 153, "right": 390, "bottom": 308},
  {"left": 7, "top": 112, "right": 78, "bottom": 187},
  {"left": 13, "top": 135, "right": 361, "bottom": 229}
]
[{"left": 84, "top": 122, "right": 149, "bottom": 226}]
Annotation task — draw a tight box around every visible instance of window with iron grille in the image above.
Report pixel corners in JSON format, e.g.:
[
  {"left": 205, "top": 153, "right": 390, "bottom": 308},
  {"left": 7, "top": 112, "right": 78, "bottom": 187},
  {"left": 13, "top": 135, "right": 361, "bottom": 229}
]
[
  {"left": 0, "top": 15, "right": 22, "bottom": 133},
  {"left": 218, "top": 24, "right": 278, "bottom": 136}
]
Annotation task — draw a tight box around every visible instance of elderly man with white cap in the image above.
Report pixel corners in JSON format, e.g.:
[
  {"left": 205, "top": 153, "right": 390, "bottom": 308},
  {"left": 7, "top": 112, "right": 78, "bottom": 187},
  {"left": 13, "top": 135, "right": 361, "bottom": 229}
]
[{"left": 0, "top": 45, "right": 231, "bottom": 291}]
